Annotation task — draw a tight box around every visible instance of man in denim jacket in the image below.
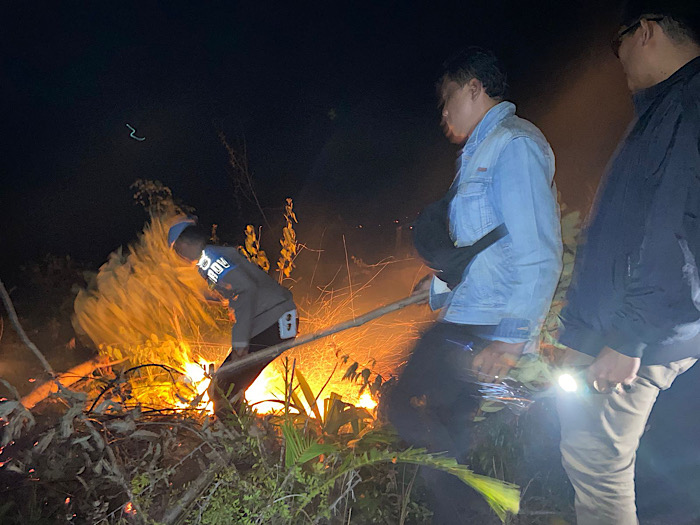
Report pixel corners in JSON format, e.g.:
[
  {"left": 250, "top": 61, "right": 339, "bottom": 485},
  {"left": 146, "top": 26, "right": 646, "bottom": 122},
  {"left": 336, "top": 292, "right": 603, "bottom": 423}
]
[{"left": 387, "top": 48, "right": 562, "bottom": 523}]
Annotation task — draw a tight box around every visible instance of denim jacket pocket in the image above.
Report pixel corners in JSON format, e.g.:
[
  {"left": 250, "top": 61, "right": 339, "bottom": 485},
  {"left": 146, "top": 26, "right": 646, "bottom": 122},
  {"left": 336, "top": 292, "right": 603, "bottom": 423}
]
[{"left": 450, "top": 178, "right": 497, "bottom": 246}]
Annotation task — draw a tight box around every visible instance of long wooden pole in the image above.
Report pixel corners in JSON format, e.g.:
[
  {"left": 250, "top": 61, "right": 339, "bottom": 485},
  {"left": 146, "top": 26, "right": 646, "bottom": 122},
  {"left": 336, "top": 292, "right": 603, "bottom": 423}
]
[
  {"left": 214, "top": 290, "right": 429, "bottom": 378},
  {"left": 19, "top": 358, "right": 126, "bottom": 409}
]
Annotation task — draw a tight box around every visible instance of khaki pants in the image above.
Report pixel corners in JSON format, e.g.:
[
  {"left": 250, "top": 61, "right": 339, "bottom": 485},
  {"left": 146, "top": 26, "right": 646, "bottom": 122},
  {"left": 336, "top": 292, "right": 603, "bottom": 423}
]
[{"left": 556, "top": 349, "right": 696, "bottom": 525}]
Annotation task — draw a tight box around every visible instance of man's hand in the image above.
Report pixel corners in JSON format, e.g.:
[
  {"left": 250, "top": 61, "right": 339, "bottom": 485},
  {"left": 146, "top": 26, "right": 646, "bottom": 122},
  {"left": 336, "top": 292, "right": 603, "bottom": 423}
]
[
  {"left": 412, "top": 274, "right": 433, "bottom": 294},
  {"left": 587, "top": 346, "right": 640, "bottom": 393},
  {"left": 233, "top": 346, "right": 249, "bottom": 358},
  {"left": 411, "top": 274, "right": 433, "bottom": 304},
  {"left": 472, "top": 340, "right": 526, "bottom": 382}
]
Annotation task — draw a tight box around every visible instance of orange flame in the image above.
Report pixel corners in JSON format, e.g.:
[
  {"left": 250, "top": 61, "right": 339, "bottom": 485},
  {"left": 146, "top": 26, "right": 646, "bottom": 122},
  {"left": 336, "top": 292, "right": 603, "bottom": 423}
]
[{"left": 178, "top": 359, "right": 215, "bottom": 414}]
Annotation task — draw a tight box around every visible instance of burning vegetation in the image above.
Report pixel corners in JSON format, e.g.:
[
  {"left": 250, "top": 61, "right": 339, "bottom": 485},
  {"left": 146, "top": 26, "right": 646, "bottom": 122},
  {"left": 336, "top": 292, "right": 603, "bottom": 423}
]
[
  {"left": 0, "top": 181, "right": 581, "bottom": 523},
  {"left": 71, "top": 188, "right": 429, "bottom": 416}
]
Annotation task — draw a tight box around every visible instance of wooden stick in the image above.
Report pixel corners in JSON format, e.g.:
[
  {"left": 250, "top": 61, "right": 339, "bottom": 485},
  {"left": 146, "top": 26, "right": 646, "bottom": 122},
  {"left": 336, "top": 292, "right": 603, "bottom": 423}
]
[
  {"left": 162, "top": 468, "right": 218, "bottom": 525},
  {"left": 215, "top": 290, "right": 428, "bottom": 378},
  {"left": 19, "top": 358, "right": 124, "bottom": 409}
]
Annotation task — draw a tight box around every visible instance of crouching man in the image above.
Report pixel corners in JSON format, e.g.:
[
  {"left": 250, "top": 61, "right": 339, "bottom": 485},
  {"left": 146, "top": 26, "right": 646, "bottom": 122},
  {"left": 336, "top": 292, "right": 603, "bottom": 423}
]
[{"left": 168, "top": 219, "right": 298, "bottom": 416}]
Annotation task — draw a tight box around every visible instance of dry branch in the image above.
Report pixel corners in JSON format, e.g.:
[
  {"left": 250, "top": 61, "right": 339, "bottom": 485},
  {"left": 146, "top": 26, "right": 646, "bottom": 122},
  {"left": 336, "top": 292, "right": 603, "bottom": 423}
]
[
  {"left": 0, "top": 278, "right": 57, "bottom": 376},
  {"left": 162, "top": 468, "right": 219, "bottom": 525},
  {"left": 20, "top": 357, "right": 124, "bottom": 409}
]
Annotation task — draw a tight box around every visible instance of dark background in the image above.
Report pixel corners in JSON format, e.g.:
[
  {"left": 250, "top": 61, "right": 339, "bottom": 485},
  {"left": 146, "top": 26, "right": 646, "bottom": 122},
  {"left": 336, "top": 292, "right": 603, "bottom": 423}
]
[
  {"left": 2, "top": 1, "right": 628, "bottom": 277},
  {"left": 2, "top": 2, "right": 699, "bottom": 521}
]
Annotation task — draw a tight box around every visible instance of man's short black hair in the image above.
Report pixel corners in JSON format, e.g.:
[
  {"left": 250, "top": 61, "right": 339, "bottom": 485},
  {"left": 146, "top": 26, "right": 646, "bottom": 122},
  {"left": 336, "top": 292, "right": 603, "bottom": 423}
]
[
  {"left": 175, "top": 225, "right": 208, "bottom": 247},
  {"left": 440, "top": 47, "right": 508, "bottom": 101},
  {"left": 622, "top": 0, "right": 700, "bottom": 44}
]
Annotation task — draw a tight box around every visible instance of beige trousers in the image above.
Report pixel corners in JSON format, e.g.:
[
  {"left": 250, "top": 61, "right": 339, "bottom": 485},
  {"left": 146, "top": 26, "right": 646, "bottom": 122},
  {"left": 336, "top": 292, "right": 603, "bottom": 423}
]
[{"left": 556, "top": 349, "right": 696, "bottom": 525}]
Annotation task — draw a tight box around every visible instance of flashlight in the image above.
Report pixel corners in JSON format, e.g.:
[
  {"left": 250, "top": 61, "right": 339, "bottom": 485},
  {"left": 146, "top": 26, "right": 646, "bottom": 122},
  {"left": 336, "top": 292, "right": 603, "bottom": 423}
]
[
  {"left": 556, "top": 369, "right": 592, "bottom": 394},
  {"left": 556, "top": 371, "right": 632, "bottom": 395},
  {"left": 557, "top": 373, "right": 580, "bottom": 393}
]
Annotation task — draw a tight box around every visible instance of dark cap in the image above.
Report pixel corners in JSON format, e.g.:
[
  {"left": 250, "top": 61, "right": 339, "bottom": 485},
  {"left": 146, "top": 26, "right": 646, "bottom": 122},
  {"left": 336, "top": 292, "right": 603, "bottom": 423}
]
[{"left": 621, "top": 0, "right": 699, "bottom": 28}]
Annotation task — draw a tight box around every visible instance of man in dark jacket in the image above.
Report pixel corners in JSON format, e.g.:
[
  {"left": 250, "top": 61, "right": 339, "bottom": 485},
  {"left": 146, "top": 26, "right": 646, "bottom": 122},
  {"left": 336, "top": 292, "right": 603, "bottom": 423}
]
[
  {"left": 557, "top": 2, "right": 700, "bottom": 523},
  {"left": 168, "top": 220, "right": 298, "bottom": 415}
]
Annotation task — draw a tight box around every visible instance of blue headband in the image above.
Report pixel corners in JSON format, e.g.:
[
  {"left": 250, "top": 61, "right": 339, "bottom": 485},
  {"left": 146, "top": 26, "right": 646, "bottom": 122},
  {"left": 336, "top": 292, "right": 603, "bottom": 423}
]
[{"left": 167, "top": 219, "right": 197, "bottom": 247}]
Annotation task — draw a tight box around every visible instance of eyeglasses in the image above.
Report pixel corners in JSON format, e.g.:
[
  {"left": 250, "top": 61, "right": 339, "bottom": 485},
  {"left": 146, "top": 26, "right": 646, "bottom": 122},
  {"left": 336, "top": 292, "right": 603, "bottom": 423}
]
[{"left": 610, "top": 17, "right": 663, "bottom": 58}]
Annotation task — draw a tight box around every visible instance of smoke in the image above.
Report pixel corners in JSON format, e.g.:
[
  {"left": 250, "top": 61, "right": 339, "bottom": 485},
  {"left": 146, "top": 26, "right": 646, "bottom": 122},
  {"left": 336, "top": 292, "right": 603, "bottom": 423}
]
[{"left": 530, "top": 43, "right": 634, "bottom": 213}]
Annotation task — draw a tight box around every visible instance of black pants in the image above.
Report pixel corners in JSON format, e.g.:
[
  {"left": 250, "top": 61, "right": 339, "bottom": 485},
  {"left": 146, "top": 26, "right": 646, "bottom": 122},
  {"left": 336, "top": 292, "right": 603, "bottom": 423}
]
[
  {"left": 386, "top": 321, "right": 498, "bottom": 524},
  {"left": 212, "top": 321, "right": 292, "bottom": 416}
]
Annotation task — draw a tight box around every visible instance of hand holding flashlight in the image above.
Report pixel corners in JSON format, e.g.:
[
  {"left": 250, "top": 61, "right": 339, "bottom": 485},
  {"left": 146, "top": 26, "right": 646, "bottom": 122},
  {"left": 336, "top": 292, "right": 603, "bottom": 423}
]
[{"left": 586, "top": 346, "right": 640, "bottom": 394}]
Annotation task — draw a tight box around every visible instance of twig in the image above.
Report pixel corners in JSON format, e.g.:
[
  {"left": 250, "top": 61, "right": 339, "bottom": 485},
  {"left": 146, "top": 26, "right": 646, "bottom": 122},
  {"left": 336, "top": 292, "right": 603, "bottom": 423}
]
[
  {"left": 82, "top": 417, "right": 147, "bottom": 524},
  {"left": 194, "top": 476, "right": 227, "bottom": 524},
  {"left": 342, "top": 235, "right": 355, "bottom": 319},
  {"left": 399, "top": 466, "right": 419, "bottom": 525},
  {"left": 162, "top": 468, "right": 220, "bottom": 525},
  {"left": 215, "top": 290, "right": 429, "bottom": 378},
  {"left": 218, "top": 132, "right": 271, "bottom": 228},
  {"left": 0, "top": 278, "right": 56, "bottom": 376},
  {"left": 307, "top": 227, "right": 327, "bottom": 290}
]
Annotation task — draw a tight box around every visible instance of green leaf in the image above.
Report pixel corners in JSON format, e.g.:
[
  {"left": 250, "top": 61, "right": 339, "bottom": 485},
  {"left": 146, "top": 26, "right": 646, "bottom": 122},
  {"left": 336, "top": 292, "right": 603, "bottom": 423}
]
[
  {"left": 60, "top": 404, "right": 84, "bottom": 438},
  {"left": 479, "top": 401, "right": 505, "bottom": 413},
  {"left": 281, "top": 422, "right": 336, "bottom": 468},
  {"left": 295, "top": 445, "right": 520, "bottom": 523},
  {"left": 324, "top": 405, "right": 372, "bottom": 436}
]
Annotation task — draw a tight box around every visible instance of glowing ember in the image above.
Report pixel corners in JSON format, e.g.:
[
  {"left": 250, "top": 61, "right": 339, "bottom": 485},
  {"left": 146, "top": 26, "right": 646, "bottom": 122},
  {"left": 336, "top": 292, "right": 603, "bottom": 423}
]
[
  {"left": 124, "top": 501, "right": 136, "bottom": 515},
  {"left": 65, "top": 497, "right": 71, "bottom": 505}
]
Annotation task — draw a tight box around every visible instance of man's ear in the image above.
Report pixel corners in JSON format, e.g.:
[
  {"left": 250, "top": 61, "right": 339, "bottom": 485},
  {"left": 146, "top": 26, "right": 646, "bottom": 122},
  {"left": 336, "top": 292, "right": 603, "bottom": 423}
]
[
  {"left": 639, "top": 18, "right": 655, "bottom": 46},
  {"left": 468, "top": 78, "right": 483, "bottom": 100}
]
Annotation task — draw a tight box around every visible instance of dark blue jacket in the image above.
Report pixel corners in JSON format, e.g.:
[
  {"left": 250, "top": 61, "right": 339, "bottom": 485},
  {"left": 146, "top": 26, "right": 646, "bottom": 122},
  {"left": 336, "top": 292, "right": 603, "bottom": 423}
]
[{"left": 560, "top": 57, "right": 700, "bottom": 365}]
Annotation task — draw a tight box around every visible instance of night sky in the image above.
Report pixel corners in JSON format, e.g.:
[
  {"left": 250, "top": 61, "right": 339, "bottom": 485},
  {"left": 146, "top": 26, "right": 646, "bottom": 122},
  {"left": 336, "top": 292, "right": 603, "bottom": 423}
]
[{"left": 2, "top": 1, "right": 625, "bottom": 279}]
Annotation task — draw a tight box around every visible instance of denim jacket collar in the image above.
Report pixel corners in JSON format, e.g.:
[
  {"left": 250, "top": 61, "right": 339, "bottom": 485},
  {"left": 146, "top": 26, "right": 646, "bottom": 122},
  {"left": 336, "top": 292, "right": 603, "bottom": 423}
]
[{"left": 461, "top": 101, "right": 516, "bottom": 158}]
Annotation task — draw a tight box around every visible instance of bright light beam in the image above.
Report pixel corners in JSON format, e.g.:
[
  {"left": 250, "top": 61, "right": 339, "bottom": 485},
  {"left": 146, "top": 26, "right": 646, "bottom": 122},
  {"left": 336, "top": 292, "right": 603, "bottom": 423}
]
[{"left": 557, "top": 373, "right": 579, "bottom": 393}]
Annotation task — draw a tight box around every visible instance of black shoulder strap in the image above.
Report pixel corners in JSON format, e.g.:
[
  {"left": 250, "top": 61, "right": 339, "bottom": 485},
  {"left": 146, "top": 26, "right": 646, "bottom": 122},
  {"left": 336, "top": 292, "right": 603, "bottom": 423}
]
[{"left": 467, "top": 223, "right": 508, "bottom": 253}]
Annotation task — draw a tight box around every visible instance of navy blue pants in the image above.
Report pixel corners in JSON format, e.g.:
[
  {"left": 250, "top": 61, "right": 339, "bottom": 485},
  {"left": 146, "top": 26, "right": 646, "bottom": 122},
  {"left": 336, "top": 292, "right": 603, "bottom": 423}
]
[{"left": 386, "top": 321, "right": 498, "bottom": 524}]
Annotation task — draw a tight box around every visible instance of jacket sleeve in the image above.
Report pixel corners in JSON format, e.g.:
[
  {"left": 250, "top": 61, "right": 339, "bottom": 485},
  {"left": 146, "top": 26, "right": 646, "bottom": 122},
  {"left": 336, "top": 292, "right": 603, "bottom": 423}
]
[
  {"left": 603, "top": 172, "right": 700, "bottom": 358},
  {"left": 429, "top": 276, "right": 451, "bottom": 310},
  {"left": 217, "top": 267, "right": 258, "bottom": 349},
  {"left": 491, "top": 137, "right": 563, "bottom": 343}
]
